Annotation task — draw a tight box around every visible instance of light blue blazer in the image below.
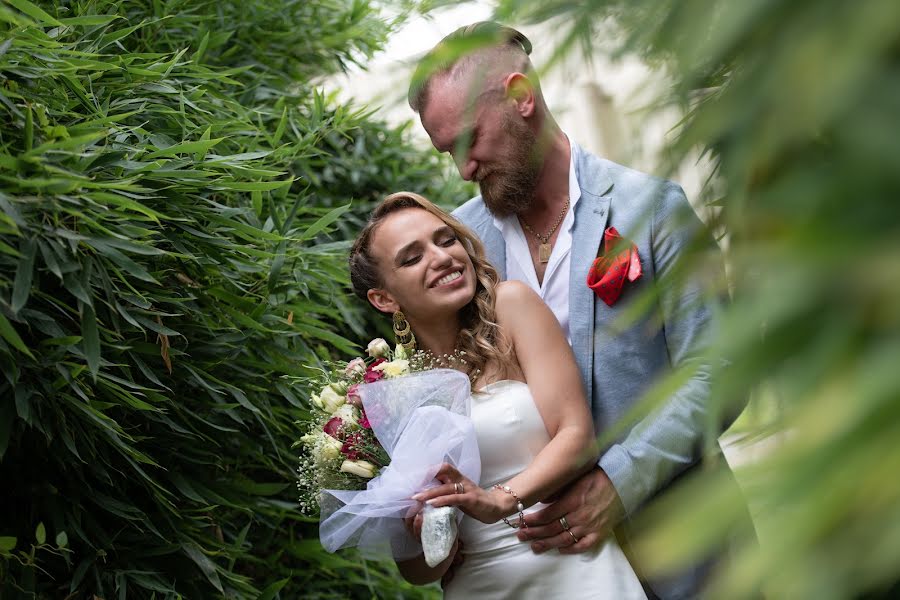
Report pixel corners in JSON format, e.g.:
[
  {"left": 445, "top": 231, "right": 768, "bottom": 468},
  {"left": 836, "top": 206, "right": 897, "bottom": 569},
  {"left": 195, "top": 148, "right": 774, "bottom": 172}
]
[{"left": 454, "top": 144, "right": 733, "bottom": 598}]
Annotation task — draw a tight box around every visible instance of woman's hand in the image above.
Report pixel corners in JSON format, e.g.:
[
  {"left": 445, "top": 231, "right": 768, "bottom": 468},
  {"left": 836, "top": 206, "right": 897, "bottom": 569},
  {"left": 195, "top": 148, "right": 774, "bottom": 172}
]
[
  {"left": 411, "top": 463, "right": 514, "bottom": 524},
  {"left": 403, "top": 502, "right": 425, "bottom": 540}
]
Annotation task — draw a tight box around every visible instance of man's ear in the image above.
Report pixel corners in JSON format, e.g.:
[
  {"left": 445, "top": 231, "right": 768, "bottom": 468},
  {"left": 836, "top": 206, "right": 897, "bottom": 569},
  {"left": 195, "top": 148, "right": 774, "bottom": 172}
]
[
  {"left": 504, "top": 72, "right": 535, "bottom": 117},
  {"left": 366, "top": 288, "right": 399, "bottom": 314}
]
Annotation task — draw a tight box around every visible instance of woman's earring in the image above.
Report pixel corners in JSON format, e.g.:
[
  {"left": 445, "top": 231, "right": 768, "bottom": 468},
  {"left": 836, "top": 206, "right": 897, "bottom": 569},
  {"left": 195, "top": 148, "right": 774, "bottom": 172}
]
[{"left": 392, "top": 310, "right": 416, "bottom": 352}]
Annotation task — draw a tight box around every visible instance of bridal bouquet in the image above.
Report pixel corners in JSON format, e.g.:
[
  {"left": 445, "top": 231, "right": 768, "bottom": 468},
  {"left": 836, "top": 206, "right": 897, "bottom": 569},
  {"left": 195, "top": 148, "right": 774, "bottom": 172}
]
[{"left": 295, "top": 339, "right": 481, "bottom": 565}]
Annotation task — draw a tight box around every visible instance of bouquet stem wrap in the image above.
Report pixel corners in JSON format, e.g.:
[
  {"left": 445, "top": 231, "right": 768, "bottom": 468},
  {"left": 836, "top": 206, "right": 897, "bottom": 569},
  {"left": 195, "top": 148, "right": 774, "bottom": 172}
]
[{"left": 319, "top": 369, "right": 481, "bottom": 560}]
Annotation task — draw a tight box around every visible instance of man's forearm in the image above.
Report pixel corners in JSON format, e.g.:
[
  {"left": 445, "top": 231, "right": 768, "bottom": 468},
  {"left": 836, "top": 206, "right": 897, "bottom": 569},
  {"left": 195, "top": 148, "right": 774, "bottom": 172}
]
[{"left": 598, "top": 364, "right": 713, "bottom": 514}]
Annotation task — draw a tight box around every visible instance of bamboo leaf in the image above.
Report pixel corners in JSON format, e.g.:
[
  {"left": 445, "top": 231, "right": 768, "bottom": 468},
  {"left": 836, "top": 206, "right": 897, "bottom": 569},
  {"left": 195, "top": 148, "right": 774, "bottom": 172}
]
[
  {"left": 212, "top": 178, "right": 294, "bottom": 192},
  {"left": 11, "top": 238, "right": 36, "bottom": 314},
  {"left": 182, "top": 544, "right": 223, "bottom": 593},
  {"left": 251, "top": 190, "right": 263, "bottom": 217},
  {"left": 14, "top": 387, "right": 31, "bottom": 423},
  {"left": 81, "top": 304, "right": 100, "bottom": 377},
  {"left": 273, "top": 105, "right": 288, "bottom": 145},
  {"left": 145, "top": 138, "right": 224, "bottom": 159},
  {"left": 6, "top": 0, "right": 62, "bottom": 26},
  {"left": 257, "top": 578, "right": 290, "bottom": 600},
  {"left": 88, "top": 191, "right": 168, "bottom": 222},
  {"left": 69, "top": 558, "right": 92, "bottom": 593},
  {"left": 195, "top": 30, "right": 210, "bottom": 63},
  {"left": 298, "top": 203, "right": 351, "bottom": 241},
  {"left": 58, "top": 15, "right": 121, "bottom": 27},
  {"left": 23, "top": 131, "right": 107, "bottom": 159},
  {"left": 0, "top": 312, "right": 34, "bottom": 359}
]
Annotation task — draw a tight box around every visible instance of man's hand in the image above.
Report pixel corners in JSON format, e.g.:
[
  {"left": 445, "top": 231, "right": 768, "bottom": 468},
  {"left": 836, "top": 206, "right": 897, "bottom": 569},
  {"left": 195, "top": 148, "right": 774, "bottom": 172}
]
[
  {"left": 440, "top": 539, "right": 464, "bottom": 588},
  {"left": 517, "top": 467, "right": 624, "bottom": 555}
]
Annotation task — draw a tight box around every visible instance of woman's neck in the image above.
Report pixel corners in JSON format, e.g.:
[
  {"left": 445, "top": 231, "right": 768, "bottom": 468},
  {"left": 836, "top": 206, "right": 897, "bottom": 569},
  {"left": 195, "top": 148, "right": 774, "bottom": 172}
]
[{"left": 409, "top": 314, "right": 460, "bottom": 357}]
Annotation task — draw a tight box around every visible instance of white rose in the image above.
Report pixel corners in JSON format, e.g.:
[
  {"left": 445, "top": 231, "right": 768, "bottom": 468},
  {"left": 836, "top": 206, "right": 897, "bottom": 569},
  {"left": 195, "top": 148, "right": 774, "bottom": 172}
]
[
  {"left": 340, "top": 459, "right": 377, "bottom": 478},
  {"left": 329, "top": 381, "right": 349, "bottom": 395},
  {"left": 373, "top": 359, "right": 409, "bottom": 379},
  {"left": 316, "top": 385, "right": 345, "bottom": 413},
  {"left": 333, "top": 403, "right": 358, "bottom": 426},
  {"left": 319, "top": 434, "right": 343, "bottom": 461},
  {"left": 366, "top": 338, "right": 390, "bottom": 358},
  {"left": 303, "top": 431, "right": 342, "bottom": 462}
]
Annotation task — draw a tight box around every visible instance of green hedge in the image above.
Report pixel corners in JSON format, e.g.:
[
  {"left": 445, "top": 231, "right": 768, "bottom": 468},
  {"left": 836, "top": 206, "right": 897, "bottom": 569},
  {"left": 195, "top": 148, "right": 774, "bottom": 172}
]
[{"left": 0, "top": 1, "right": 461, "bottom": 597}]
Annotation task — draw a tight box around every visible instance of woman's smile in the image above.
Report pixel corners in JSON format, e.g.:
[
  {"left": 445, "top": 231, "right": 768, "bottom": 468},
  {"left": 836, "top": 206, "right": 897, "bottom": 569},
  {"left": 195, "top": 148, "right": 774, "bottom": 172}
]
[{"left": 431, "top": 269, "right": 464, "bottom": 288}]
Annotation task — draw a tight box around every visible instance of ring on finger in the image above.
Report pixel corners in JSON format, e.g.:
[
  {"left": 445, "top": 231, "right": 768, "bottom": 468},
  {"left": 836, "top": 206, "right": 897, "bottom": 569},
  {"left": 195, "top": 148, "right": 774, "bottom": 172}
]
[
  {"left": 567, "top": 530, "right": 579, "bottom": 544},
  {"left": 559, "top": 515, "right": 571, "bottom": 531},
  {"left": 454, "top": 482, "right": 464, "bottom": 494}
]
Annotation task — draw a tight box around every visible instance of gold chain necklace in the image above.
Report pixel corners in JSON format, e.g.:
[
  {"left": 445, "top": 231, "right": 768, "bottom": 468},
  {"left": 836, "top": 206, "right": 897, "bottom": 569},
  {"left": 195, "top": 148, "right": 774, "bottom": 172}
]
[{"left": 519, "top": 198, "right": 570, "bottom": 263}]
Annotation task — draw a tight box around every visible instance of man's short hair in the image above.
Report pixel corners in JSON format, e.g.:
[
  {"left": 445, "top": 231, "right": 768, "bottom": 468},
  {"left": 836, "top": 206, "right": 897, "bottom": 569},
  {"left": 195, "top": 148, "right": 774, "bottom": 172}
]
[{"left": 408, "top": 21, "right": 533, "bottom": 114}]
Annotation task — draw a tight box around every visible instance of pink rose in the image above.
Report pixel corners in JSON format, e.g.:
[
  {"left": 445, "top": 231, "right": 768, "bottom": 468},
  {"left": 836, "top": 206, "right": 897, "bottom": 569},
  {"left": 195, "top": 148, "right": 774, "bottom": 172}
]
[
  {"left": 359, "top": 408, "right": 371, "bottom": 430},
  {"left": 346, "top": 383, "right": 363, "bottom": 407},
  {"left": 345, "top": 357, "right": 366, "bottom": 377},
  {"left": 364, "top": 358, "right": 386, "bottom": 383}
]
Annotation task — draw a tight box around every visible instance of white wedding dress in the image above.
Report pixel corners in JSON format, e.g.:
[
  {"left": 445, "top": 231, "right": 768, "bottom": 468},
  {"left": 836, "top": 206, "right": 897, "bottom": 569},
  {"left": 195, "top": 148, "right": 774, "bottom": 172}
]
[{"left": 443, "top": 380, "right": 647, "bottom": 599}]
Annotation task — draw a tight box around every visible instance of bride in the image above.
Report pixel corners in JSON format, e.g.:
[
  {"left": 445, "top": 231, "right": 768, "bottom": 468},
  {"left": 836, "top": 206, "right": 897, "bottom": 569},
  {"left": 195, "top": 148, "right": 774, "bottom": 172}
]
[{"left": 349, "top": 191, "right": 645, "bottom": 599}]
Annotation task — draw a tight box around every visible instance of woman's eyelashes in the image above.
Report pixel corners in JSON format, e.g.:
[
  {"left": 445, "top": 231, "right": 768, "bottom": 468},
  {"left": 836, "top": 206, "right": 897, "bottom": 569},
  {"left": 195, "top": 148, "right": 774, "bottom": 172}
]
[{"left": 399, "top": 234, "right": 458, "bottom": 267}]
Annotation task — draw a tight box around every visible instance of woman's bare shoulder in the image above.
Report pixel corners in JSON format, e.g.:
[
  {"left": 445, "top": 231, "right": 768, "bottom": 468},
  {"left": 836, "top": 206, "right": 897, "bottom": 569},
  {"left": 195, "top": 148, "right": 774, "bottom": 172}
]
[
  {"left": 495, "top": 279, "right": 539, "bottom": 304},
  {"left": 494, "top": 280, "right": 545, "bottom": 321}
]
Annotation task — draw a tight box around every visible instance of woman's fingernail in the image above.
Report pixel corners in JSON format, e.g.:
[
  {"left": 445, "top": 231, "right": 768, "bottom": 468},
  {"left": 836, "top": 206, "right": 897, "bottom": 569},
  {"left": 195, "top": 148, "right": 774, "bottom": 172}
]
[
  {"left": 411, "top": 493, "right": 423, "bottom": 501},
  {"left": 425, "top": 499, "right": 434, "bottom": 505},
  {"left": 532, "top": 543, "right": 544, "bottom": 553}
]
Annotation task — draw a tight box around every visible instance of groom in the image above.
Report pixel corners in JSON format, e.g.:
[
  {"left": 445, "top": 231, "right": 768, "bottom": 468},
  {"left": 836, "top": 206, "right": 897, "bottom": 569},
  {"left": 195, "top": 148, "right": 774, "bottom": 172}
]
[{"left": 409, "top": 22, "right": 745, "bottom": 599}]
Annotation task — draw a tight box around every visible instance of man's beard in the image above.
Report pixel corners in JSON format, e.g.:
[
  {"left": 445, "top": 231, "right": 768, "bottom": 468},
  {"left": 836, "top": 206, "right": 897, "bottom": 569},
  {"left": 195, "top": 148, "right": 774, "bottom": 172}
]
[{"left": 478, "top": 115, "right": 541, "bottom": 218}]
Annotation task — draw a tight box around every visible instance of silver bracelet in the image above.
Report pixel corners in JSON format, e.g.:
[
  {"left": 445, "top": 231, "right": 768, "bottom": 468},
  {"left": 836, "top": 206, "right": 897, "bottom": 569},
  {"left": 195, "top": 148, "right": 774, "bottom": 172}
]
[{"left": 492, "top": 484, "right": 527, "bottom": 529}]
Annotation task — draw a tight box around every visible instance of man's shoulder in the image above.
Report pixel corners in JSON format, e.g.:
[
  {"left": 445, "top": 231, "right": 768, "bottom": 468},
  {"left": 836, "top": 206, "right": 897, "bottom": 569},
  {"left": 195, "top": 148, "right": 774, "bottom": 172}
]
[
  {"left": 575, "top": 145, "right": 689, "bottom": 213},
  {"left": 451, "top": 195, "right": 490, "bottom": 227},
  {"left": 576, "top": 145, "right": 678, "bottom": 196}
]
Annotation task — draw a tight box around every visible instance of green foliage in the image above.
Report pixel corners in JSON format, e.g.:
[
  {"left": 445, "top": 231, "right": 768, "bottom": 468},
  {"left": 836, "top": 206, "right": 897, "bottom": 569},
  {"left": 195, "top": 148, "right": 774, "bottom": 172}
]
[
  {"left": 493, "top": 0, "right": 900, "bottom": 597},
  {"left": 0, "top": 0, "right": 458, "bottom": 597}
]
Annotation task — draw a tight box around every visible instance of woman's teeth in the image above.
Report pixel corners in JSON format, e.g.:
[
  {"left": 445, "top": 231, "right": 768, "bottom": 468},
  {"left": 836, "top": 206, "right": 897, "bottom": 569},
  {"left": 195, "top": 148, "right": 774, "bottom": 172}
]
[{"left": 435, "top": 271, "right": 461, "bottom": 286}]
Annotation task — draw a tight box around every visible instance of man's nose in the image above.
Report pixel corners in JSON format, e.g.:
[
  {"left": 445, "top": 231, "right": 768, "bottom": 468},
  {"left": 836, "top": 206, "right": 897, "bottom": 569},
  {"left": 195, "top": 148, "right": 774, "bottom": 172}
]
[{"left": 455, "top": 154, "right": 478, "bottom": 182}]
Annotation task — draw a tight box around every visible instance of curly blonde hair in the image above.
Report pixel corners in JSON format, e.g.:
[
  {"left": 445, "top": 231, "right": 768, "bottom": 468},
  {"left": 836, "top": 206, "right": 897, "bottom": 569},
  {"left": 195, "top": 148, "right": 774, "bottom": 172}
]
[{"left": 349, "top": 192, "right": 511, "bottom": 384}]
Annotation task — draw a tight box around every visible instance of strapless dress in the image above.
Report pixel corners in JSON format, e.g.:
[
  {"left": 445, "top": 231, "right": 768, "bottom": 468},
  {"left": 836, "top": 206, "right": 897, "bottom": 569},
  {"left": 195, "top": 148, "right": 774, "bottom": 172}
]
[{"left": 443, "top": 380, "right": 646, "bottom": 599}]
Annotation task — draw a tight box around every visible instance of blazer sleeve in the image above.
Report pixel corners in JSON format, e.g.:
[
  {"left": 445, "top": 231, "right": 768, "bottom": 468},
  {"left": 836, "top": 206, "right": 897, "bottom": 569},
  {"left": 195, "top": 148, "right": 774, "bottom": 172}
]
[{"left": 597, "top": 181, "right": 733, "bottom": 515}]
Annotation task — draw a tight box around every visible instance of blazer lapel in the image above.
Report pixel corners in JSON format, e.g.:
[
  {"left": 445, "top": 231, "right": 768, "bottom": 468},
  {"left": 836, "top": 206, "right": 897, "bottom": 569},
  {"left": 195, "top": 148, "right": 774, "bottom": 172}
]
[
  {"left": 569, "top": 145, "right": 614, "bottom": 407},
  {"left": 569, "top": 195, "right": 610, "bottom": 405}
]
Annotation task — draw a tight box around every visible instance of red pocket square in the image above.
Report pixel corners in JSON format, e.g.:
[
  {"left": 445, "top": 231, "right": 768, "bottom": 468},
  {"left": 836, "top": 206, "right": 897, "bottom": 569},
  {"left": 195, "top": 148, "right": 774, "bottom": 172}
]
[{"left": 586, "top": 227, "right": 642, "bottom": 306}]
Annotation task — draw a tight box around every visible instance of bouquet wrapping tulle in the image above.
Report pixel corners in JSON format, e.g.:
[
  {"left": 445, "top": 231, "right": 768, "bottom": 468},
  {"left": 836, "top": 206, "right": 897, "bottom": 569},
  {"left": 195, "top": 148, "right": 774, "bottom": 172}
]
[{"left": 318, "top": 368, "right": 481, "bottom": 561}]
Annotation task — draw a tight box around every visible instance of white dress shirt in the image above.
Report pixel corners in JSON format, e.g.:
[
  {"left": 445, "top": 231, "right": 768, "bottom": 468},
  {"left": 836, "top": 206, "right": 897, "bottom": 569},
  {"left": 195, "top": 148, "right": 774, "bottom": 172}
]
[{"left": 492, "top": 137, "right": 580, "bottom": 342}]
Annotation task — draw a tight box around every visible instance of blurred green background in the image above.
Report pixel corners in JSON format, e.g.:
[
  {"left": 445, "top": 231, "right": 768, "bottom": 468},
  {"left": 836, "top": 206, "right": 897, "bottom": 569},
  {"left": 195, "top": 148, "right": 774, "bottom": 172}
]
[{"left": 2, "top": 0, "right": 899, "bottom": 598}]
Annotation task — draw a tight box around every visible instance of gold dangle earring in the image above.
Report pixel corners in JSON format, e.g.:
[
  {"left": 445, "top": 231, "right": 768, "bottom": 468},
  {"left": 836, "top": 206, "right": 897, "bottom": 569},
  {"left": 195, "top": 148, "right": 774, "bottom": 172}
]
[{"left": 392, "top": 310, "right": 416, "bottom": 352}]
